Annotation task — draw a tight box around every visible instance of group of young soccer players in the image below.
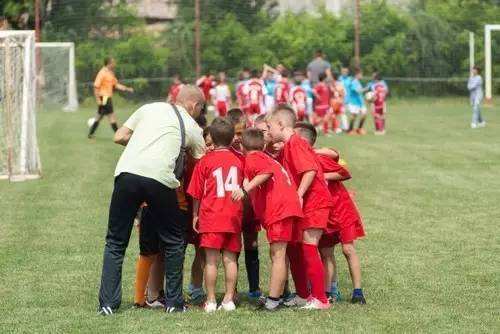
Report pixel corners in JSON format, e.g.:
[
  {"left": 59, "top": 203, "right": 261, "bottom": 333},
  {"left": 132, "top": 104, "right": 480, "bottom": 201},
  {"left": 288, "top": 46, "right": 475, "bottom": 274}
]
[
  {"left": 168, "top": 64, "right": 389, "bottom": 137},
  {"left": 133, "top": 99, "right": 367, "bottom": 312}
]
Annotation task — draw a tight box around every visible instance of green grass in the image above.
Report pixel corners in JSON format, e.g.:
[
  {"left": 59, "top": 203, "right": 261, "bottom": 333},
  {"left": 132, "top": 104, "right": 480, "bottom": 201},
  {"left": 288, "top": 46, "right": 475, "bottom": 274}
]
[{"left": 1, "top": 98, "right": 499, "bottom": 333}]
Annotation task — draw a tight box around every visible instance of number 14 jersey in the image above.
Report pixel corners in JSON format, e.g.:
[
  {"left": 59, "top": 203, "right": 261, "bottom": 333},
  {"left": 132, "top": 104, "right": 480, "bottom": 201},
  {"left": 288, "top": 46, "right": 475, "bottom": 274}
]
[{"left": 187, "top": 148, "right": 244, "bottom": 234}]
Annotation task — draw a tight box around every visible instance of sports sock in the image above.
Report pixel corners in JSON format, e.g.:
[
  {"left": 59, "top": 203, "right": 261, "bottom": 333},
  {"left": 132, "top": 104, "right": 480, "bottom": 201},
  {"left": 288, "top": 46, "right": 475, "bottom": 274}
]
[
  {"left": 348, "top": 119, "right": 355, "bottom": 132},
  {"left": 286, "top": 243, "right": 309, "bottom": 298},
  {"left": 322, "top": 120, "right": 329, "bottom": 134},
  {"left": 88, "top": 120, "right": 100, "bottom": 136},
  {"left": 332, "top": 117, "right": 339, "bottom": 131},
  {"left": 358, "top": 117, "right": 366, "bottom": 129},
  {"left": 353, "top": 288, "right": 364, "bottom": 297},
  {"left": 245, "top": 249, "right": 260, "bottom": 292},
  {"left": 134, "top": 254, "right": 156, "bottom": 305},
  {"left": 111, "top": 122, "right": 118, "bottom": 132},
  {"left": 281, "top": 280, "right": 291, "bottom": 298},
  {"left": 302, "top": 243, "right": 327, "bottom": 303},
  {"left": 330, "top": 281, "right": 338, "bottom": 295}
]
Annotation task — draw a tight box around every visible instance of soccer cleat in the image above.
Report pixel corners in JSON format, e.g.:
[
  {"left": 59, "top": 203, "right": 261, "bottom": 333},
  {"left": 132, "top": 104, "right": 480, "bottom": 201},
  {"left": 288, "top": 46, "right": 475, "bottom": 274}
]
[
  {"left": 283, "top": 294, "right": 309, "bottom": 307},
  {"left": 300, "top": 298, "right": 330, "bottom": 310},
  {"left": 165, "top": 305, "right": 187, "bottom": 313},
  {"left": 203, "top": 301, "right": 217, "bottom": 313},
  {"left": 188, "top": 286, "right": 206, "bottom": 306},
  {"left": 478, "top": 121, "right": 486, "bottom": 128},
  {"left": 351, "top": 295, "right": 367, "bottom": 305},
  {"left": 471, "top": 123, "right": 478, "bottom": 129},
  {"left": 247, "top": 290, "right": 262, "bottom": 300},
  {"left": 97, "top": 306, "right": 115, "bottom": 316},
  {"left": 356, "top": 128, "right": 367, "bottom": 135},
  {"left": 146, "top": 296, "right": 166, "bottom": 309},
  {"left": 218, "top": 300, "right": 236, "bottom": 312},
  {"left": 347, "top": 130, "right": 357, "bottom": 136}
]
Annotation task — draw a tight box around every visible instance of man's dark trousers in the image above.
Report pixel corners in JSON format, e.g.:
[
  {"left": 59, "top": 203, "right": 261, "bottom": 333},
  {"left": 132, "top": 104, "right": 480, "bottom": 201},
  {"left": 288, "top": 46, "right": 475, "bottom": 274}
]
[{"left": 98, "top": 172, "right": 186, "bottom": 309}]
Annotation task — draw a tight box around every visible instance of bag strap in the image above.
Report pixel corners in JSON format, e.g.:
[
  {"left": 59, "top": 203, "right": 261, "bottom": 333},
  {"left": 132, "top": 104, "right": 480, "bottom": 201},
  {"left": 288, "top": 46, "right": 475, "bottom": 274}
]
[{"left": 171, "top": 103, "right": 186, "bottom": 151}]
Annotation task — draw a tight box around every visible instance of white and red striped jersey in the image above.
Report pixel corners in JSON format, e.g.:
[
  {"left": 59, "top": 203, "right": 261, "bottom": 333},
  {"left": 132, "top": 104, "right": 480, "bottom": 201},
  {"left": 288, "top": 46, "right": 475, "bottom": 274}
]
[
  {"left": 212, "top": 83, "right": 231, "bottom": 103},
  {"left": 274, "top": 79, "right": 290, "bottom": 105}
]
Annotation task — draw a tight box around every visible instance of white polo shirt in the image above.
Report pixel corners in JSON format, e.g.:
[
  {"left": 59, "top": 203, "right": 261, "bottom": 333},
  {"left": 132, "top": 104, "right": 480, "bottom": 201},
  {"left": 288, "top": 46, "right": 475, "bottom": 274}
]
[{"left": 114, "top": 102, "right": 205, "bottom": 188}]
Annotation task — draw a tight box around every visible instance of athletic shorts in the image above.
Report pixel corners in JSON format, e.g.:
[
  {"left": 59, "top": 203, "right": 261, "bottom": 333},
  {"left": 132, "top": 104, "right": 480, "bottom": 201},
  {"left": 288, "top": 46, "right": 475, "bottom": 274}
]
[
  {"left": 299, "top": 207, "right": 330, "bottom": 231},
  {"left": 348, "top": 104, "right": 367, "bottom": 115},
  {"left": 318, "top": 220, "right": 365, "bottom": 248},
  {"left": 246, "top": 103, "right": 261, "bottom": 115},
  {"left": 216, "top": 101, "right": 228, "bottom": 117},
  {"left": 199, "top": 232, "right": 242, "bottom": 253},
  {"left": 373, "top": 106, "right": 385, "bottom": 115},
  {"left": 98, "top": 97, "right": 114, "bottom": 115},
  {"left": 314, "top": 105, "right": 331, "bottom": 117},
  {"left": 265, "top": 218, "right": 294, "bottom": 244},
  {"left": 264, "top": 95, "right": 275, "bottom": 112}
]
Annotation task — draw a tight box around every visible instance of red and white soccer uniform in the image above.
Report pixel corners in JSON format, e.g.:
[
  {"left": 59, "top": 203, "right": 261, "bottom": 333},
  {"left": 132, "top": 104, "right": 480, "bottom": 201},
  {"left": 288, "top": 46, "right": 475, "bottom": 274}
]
[
  {"left": 168, "top": 83, "right": 183, "bottom": 104},
  {"left": 244, "top": 151, "right": 303, "bottom": 243},
  {"left": 290, "top": 86, "right": 308, "bottom": 121},
  {"left": 313, "top": 81, "right": 331, "bottom": 117},
  {"left": 244, "top": 78, "right": 265, "bottom": 116},
  {"left": 330, "top": 81, "right": 345, "bottom": 132},
  {"left": 236, "top": 80, "right": 248, "bottom": 111},
  {"left": 187, "top": 148, "right": 244, "bottom": 252},
  {"left": 274, "top": 79, "right": 290, "bottom": 105},
  {"left": 212, "top": 83, "right": 231, "bottom": 117},
  {"left": 196, "top": 76, "right": 215, "bottom": 103},
  {"left": 316, "top": 154, "right": 365, "bottom": 248},
  {"left": 372, "top": 82, "right": 388, "bottom": 132}
]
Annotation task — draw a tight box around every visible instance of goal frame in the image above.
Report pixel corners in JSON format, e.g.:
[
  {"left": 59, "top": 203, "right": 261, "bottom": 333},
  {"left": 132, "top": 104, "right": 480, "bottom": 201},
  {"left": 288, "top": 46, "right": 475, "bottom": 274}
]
[
  {"left": 0, "top": 30, "right": 41, "bottom": 181},
  {"left": 35, "top": 42, "right": 78, "bottom": 111},
  {"left": 484, "top": 24, "right": 500, "bottom": 101}
]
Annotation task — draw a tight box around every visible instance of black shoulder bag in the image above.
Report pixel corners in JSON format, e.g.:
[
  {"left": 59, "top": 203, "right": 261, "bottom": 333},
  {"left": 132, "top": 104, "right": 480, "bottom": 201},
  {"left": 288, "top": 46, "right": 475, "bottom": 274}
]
[{"left": 171, "top": 104, "right": 186, "bottom": 180}]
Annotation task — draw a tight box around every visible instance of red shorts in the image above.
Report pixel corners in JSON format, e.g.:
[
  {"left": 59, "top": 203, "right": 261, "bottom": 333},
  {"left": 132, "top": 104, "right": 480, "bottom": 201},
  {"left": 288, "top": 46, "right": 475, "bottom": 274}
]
[
  {"left": 318, "top": 220, "right": 365, "bottom": 248},
  {"left": 246, "top": 103, "right": 261, "bottom": 115},
  {"left": 199, "top": 232, "right": 242, "bottom": 253},
  {"left": 216, "top": 101, "right": 228, "bottom": 117},
  {"left": 373, "top": 106, "right": 385, "bottom": 115},
  {"left": 314, "top": 105, "right": 331, "bottom": 117},
  {"left": 265, "top": 218, "right": 294, "bottom": 244},
  {"left": 299, "top": 207, "right": 330, "bottom": 231}
]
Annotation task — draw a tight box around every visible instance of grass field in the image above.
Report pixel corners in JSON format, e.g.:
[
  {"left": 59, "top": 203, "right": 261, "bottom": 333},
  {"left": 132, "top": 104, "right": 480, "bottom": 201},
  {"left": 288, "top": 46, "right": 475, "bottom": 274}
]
[{"left": 1, "top": 98, "right": 499, "bottom": 333}]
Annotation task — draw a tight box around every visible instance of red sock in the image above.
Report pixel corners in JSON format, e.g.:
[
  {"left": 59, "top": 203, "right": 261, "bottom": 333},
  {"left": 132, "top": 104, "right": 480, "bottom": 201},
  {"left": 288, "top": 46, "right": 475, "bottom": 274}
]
[
  {"left": 332, "top": 117, "right": 339, "bottom": 131},
  {"left": 286, "top": 243, "right": 309, "bottom": 298},
  {"left": 322, "top": 120, "right": 328, "bottom": 134},
  {"left": 302, "top": 243, "right": 327, "bottom": 303}
]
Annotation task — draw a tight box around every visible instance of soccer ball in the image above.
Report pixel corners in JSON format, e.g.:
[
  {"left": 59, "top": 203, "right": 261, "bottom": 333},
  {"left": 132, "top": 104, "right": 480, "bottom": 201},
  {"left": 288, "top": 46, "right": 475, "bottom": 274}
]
[
  {"left": 87, "top": 117, "right": 96, "bottom": 128},
  {"left": 365, "top": 91, "right": 375, "bottom": 102}
]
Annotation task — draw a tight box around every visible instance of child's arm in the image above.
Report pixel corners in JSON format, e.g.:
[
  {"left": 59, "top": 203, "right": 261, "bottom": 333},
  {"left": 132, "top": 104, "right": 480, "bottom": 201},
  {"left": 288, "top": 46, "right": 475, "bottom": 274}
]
[
  {"left": 315, "top": 147, "right": 339, "bottom": 161},
  {"left": 232, "top": 173, "right": 272, "bottom": 201},
  {"left": 297, "top": 170, "right": 316, "bottom": 206},
  {"left": 324, "top": 172, "right": 349, "bottom": 181},
  {"left": 192, "top": 199, "right": 200, "bottom": 233}
]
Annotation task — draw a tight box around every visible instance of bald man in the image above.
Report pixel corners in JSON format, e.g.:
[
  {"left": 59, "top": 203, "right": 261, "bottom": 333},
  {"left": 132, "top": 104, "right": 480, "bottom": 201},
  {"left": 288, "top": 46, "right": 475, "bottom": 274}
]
[{"left": 98, "top": 85, "right": 206, "bottom": 315}]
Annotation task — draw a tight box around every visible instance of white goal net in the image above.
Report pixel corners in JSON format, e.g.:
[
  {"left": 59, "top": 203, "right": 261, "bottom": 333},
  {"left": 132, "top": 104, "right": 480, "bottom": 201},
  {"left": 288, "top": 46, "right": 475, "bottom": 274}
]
[
  {"left": 36, "top": 42, "right": 78, "bottom": 111},
  {"left": 0, "top": 31, "right": 41, "bottom": 181}
]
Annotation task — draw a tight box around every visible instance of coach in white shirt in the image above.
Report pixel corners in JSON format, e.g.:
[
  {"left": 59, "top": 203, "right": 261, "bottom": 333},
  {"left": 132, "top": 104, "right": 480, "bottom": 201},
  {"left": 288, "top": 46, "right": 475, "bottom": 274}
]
[{"left": 98, "top": 85, "right": 206, "bottom": 315}]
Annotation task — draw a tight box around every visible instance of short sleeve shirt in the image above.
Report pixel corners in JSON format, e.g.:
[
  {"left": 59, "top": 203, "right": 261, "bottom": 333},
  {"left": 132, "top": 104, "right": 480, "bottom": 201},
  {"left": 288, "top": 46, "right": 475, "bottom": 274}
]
[
  {"left": 307, "top": 58, "right": 331, "bottom": 84},
  {"left": 94, "top": 67, "right": 118, "bottom": 97},
  {"left": 114, "top": 102, "right": 205, "bottom": 188}
]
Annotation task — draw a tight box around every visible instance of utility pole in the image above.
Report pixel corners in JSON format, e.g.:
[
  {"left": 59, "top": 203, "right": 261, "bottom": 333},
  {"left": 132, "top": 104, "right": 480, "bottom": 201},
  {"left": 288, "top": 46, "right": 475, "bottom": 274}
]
[
  {"left": 35, "top": 0, "right": 41, "bottom": 42},
  {"left": 354, "top": 0, "right": 361, "bottom": 68},
  {"left": 35, "top": 0, "right": 42, "bottom": 105},
  {"left": 194, "top": 0, "right": 201, "bottom": 78}
]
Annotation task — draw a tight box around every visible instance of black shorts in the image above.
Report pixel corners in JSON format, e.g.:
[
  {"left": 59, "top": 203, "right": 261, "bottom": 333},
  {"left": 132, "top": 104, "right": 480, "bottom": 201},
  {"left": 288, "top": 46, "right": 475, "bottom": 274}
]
[
  {"left": 139, "top": 206, "right": 190, "bottom": 255},
  {"left": 98, "top": 97, "right": 114, "bottom": 115}
]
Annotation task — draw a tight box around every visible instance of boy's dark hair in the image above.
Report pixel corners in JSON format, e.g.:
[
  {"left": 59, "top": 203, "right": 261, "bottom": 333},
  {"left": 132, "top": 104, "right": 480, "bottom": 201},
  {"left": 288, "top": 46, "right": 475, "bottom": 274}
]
[
  {"left": 318, "top": 72, "right": 327, "bottom": 82},
  {"left": 373, "top": 72, "right": 381, "bottom": 81},
  {"left": 242, "top": 128, "right": 265, "bottom": 151},
  {"left": 332, "top": 72, "right": 339, "bottom": 80},
  {"left": 354, "top": 67, "right": 362, "bottom": 75},
  {"left": 202, "top": 126, "right": 211, "bottom": 140},
  {"left": 281, "top": 69, "right": 289, "bottom": 78},
  {"left": 473, "top": 65, "right": 481, "bottom": 74},
  {"left": 209, "top": 117, "right": 235, "bottom": 147},
  {"left": 251, "top": 69, "right": 260, "bottom": 78},
  {"left": 294, "top": 121, "right": 317, "bottom": 145},
  {"left": 227, "top": 108, "right": 245, "bottom": 126},
  {"left": 104, "top": 57, "right": 113, "bottom": 66},
  {"left": 315, "top": 49, "right": 323, "bottom": 57},
  {"left": 254, "top": 114, "right": 267, "bottom": 125}
]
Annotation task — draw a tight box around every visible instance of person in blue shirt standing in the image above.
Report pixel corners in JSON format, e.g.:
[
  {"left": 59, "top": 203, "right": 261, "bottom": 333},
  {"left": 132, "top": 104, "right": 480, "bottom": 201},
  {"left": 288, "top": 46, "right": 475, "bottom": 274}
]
[
  {"left": 339, "top": 66, "right": 353, "bottom": 131},
  {"left": 347, "top": 68, "right": 369, "bottom": 135},
  {"left": 467, "top": 66, "right": 485, "bottom": 129}
]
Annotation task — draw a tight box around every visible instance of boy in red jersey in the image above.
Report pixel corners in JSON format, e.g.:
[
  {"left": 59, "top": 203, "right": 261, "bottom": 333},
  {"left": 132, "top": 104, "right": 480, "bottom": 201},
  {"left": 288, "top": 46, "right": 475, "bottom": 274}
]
[
  {"left": 196, "top": 72, "right": 215, "bottom": 104},
  {"left": 244, "top": 69, "right": 266, "bottom": 124},
  {"left": 236, "top": 69, "right": 250, "bottom": 111},
  {"left": 312, "top": 72, "right": 332, "bottom": 136},
  {"left": 371, "top": 73, "right": 388, "bottom": 135},
  {"left": 274, "top": 70, "right": 290, "bottom": 105},
  {"left": 294, "top": 122, "right": 366, "bottom": 305},
  {"left": 167, "top": 74, "right": 183, "bottom": 103},
  {"left": 232, "top": 128, "right": 303, "bottom": 311},
  {"left": 188, "top": 117, "right": 244, "bottom": 313},
  {"left": 267, "top": 105, "right": 332, "bottom": 310},
  {"left": 212, "top": 71, "right": 231, "bottom": 117},
  {"left": 290, "top": 74, "right": 308, "bottom": 121}
]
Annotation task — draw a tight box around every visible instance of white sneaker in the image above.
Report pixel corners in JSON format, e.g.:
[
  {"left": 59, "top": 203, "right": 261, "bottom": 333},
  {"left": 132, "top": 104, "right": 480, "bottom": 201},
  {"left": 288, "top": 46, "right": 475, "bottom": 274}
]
[
  {"left": 300, "top": 298, "right": 330, "bottom": 310},
  {"left": 283, "top": 294, "right": 308, "bottom": 307},
  {"left": 217, "top": 300, "right": 236, "bottom": 312},
  {"left": 204, "top": 301, "right": 217, "bottom": 313},
  {"left": 471, "top": 123, "right": 478, "bottom": 129},
  {"left": 478, "top": 121, "right": 486, "bottom": 128}
]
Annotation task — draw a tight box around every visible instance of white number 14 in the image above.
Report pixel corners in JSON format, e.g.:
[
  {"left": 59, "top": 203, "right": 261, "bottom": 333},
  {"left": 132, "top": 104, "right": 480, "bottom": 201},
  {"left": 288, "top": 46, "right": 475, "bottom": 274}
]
[{"left": 212, "top": 166, "right": 240, "bottom": 198}]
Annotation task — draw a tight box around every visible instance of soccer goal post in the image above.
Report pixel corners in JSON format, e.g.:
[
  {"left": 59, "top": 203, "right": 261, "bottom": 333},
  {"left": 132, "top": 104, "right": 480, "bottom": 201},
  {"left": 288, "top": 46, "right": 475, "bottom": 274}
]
[
  {"left": 484, "top": 24, "right": 500, "bottom": 101},
  {"left": 0, "top": 30, "right": 42, "bottom": 181},
  {"left": 35, "top": 42, "right": 78, "bottom": 111}
]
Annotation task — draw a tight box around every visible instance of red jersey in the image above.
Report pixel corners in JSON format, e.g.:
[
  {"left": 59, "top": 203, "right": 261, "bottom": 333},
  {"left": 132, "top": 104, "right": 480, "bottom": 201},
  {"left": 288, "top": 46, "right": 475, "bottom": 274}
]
[
  {"left": 373, "top": 82, "right": 387, "bottom": 110},
  {"left": 236, "top": 80, "right": 248, "bottom": 109},
  {"left": 274, "top": 79, "right": 290, "bottom": 104},
  {"left": 197, "top": 77, "right": 214, "bottom": 100},
  {"left": 316, "top": 154, "right": 362, "bottom": 230},
  {"left": 314, "top": 82, "right": 331, "bottom": 109},
  {"left": 278, "top": 134, "right": 332, "bottom": 214},
  {"left": 168, "top": 83, "right": 183, "bottom": 103},
  {"left": 187, "top": 148, "right": 244, "bottom": 233},
  {"left": 245, "top": 79, "right": 264, "bottom": 106},
  {"left": 244, "top": 151, "right": 303, "bottom": 226},
  {"left": 290, "top": 86, "right": 307, "bottom": 115}
]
